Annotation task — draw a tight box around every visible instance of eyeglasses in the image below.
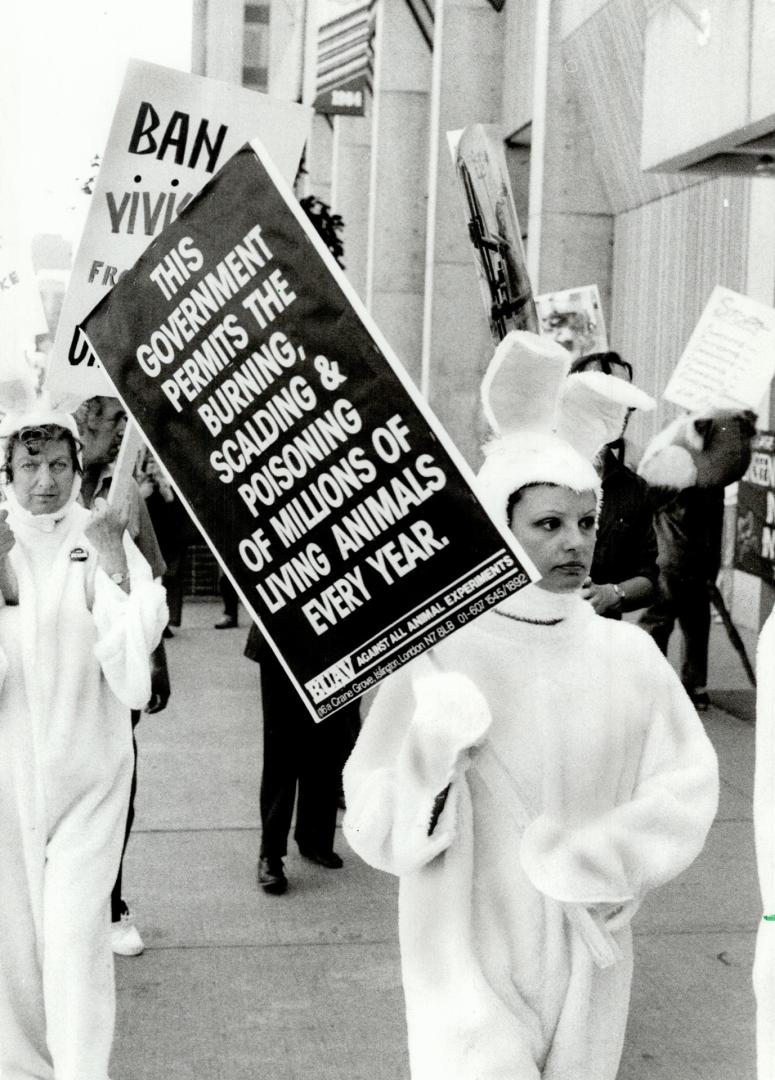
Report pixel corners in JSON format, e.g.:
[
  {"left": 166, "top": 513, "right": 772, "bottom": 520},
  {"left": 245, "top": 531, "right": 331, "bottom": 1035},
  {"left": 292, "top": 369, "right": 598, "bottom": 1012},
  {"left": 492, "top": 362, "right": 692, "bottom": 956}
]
[
  {"left": 18, "top": 427, "right": 49, "bottom": 443},
  {"left": 18, "top": 425, "right": 75, "bottom": 446}
]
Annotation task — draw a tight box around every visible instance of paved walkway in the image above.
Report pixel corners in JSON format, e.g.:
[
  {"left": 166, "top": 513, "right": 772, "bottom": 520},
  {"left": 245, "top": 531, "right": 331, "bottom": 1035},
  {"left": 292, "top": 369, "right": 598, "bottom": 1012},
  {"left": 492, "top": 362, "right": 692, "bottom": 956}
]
[{"left": 111, "top": 599, "right": 760, "bottom": 1079}]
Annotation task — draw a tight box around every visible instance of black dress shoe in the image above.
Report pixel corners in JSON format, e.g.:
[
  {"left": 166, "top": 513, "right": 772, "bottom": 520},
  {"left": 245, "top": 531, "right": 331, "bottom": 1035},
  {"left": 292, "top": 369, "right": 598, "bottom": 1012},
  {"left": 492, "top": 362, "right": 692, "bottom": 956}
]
[
  {"left": 214, "top": 616, "right": 238, "bottom": 630},
  {"left": 298, "top": 847, "right": 343, "bottom": 869},
  {"left": 257, "top": 856, "right": 288, "bottom": 894},
  {"left": 688, "top": 689, "right": 711, "bottom": 712}
]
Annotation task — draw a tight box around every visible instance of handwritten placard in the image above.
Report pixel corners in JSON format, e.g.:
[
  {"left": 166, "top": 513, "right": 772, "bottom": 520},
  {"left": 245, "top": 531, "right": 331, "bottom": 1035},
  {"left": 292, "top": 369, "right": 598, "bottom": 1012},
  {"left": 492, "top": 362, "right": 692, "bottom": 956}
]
[
  {"left": 664, "top": 286, "right": 775, "bottom": 413},
  {"left": 46, "top": 59, "right": 309, "bottom": 403}
]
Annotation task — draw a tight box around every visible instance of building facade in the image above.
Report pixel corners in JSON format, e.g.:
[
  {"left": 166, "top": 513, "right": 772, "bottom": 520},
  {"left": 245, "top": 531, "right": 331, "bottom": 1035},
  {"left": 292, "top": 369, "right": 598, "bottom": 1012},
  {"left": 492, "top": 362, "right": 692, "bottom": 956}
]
[{"left": 195, "top": 0, "right": 775, "bottom": 632}]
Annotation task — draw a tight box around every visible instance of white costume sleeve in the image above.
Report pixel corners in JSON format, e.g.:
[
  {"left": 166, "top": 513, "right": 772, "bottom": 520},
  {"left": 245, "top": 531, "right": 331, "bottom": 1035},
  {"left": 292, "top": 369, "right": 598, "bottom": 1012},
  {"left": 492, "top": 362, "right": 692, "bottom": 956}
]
[
  {"left": 520, "top": 648, "right": 719, "bottom": 906},
  {"left": 343, "top": 666, "right": 491, "bottom": 876},
  {"left": 91, "top": 533, "right": 168, "bottom": 709},
  {"left": 753, "top": 607, "right": 775, "bottom": 1078}
]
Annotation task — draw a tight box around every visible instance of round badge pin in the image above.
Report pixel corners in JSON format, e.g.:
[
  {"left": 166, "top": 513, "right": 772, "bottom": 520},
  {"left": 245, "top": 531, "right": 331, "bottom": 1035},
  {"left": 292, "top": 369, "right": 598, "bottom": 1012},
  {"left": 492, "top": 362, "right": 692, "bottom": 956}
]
[{"left": 69, "top": 547, "right": 89, "bottom": 562}]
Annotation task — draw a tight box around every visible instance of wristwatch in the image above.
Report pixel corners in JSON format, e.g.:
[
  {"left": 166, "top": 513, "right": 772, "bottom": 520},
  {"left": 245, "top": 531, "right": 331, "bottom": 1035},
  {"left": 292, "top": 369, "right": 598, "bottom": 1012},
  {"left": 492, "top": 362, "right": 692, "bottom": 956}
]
[
  {"left": 109, "top": 571, "right": 127, "bottom": 586},
  {"left": 611, "top": 583, "right": 626, "bottom": 608}
]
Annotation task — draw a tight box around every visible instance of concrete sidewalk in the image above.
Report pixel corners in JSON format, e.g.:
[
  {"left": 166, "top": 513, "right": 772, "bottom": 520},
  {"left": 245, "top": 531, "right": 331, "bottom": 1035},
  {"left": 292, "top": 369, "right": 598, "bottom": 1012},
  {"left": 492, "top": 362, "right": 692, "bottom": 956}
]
[{"left": 111, "top": 600, "right": 761, "bottom": 1079}]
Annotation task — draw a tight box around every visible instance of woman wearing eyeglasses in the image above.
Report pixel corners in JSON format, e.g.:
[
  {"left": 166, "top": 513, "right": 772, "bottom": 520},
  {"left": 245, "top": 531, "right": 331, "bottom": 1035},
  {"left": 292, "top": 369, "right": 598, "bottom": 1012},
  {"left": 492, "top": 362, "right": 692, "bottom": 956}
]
[
  {"left": 0, "top": 400, "right": 166, "bottom": 1080},
  {"left": 569, "top": 352, "right": 659, "bottom": 620}
]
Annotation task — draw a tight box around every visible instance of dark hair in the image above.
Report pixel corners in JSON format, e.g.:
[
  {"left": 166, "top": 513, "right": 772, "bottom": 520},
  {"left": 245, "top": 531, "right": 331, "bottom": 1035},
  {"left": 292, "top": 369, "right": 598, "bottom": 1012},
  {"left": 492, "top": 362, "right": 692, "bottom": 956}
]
[
  {"left": 74, "top": 395, "right": 117, "bottom": 430},
  {"left": 569, "top": 351, "right": 633, "bottom": 381},
  {"left": 506, "top": 482, "right": 557, "bottom": 524},
  {"left": 3, "top": 424, "right": 82, "bottom": 483}
]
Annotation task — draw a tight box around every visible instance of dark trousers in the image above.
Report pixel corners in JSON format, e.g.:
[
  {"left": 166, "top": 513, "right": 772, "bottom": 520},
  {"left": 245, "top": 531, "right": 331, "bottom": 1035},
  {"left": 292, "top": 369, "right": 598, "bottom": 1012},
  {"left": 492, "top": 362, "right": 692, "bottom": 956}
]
[
  {"left": 219, "top": 575, "right": 239, "bottom": 621},
  {"left": 163, "top": 553, "right": 185, "bottom": 627},
  {"left": 258, "top": 652, "right": 354, "bottom": 860},
  {"left": 110, "top": 710, "right": 140, "bottom": 922},
  {"left": 639, "top": 571, "right": 712, "bottom": 691}
]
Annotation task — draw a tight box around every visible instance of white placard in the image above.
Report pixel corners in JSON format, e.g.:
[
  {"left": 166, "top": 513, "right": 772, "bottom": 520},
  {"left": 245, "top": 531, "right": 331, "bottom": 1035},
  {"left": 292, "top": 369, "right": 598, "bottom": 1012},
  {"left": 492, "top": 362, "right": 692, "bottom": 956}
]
[
  {"left": 46, "top": 59, "right": 310, "bottom": 404},
  {"left": 0, "top": 229, "right": 49, "bottom": 369},
  {"left": 664, "top": 285, "right": 775, "bottom": 413}
]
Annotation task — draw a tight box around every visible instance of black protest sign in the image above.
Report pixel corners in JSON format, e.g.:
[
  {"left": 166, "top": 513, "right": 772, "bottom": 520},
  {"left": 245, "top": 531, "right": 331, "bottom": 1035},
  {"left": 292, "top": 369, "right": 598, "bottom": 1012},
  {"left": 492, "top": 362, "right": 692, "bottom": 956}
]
[
  {"left": 734, "top": 432, "right": 775, "bottom": 584},
  {"left": 82, "top": 141, "right": 531, "bottom": 719}
]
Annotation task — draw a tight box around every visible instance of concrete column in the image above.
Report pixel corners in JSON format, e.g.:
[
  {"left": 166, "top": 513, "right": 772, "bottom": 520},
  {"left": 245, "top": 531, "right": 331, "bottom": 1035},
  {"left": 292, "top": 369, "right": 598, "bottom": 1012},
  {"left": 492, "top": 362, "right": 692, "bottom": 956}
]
[
  {"left": 528, "top": 2, "right": 612, "bottom": 306},
  {"left": 267, "top": 0, "right": 303, "bottom": 101},
  {"left": 421, "top": 0, "right": 507, "bottom": 467},
  {"left": 191, "top": 0, "right": 244, "bottom": 82},
  {"left": 306, "top": 113, "right": 333, "bottom": 204},
  {"left": 331, "top": 108, "right": 372, "bottom": 300},
  {"left": 366, "top": 0, "right": 432, "bottom": 385}
]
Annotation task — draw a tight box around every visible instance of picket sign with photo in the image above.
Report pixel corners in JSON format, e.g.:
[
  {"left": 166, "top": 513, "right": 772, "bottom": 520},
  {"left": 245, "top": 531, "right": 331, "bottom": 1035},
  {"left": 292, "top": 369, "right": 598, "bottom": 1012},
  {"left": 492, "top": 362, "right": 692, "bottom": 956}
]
[
  {"left": 46, "top": 59, "right": 311, "bottom": 404},
  {"left": 534, "top": 284, "right": 608, "bottom": 361},
  {"left": 448, "top": 124, "right": 538, "bottom": 344},
  {"left": 81, "top": 138, "right": 537, "bottom": 721},
  {"left": 663, "top": 285, "right": 775, "bottom": 413},
  {"left": 448, "top": 125, "right": 611, "bottom": 371}
]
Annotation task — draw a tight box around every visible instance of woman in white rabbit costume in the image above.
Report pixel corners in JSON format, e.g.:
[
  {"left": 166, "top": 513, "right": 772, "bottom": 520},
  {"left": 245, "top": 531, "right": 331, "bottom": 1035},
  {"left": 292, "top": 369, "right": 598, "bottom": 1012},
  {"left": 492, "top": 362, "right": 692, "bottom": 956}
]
[
  {"left": 343, "top": 333, "right": 719, "bottom": 1080},
  {"left": 0, "top": 380, "right": 167, "bottom": 1080}
]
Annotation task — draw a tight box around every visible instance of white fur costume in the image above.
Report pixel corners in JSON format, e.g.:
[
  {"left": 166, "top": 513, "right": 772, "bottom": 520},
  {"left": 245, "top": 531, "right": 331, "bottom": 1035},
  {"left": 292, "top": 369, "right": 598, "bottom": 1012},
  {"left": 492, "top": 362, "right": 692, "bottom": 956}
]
[
  {"left": 0, "top": 469, "right": 166, "bottom": 1077},
  {"left": 343, "top": 585, "right": 718, "bottom": 1079},
  {"left": 343, "top": 331, "right": 716, "bottom": 1079},
  {"left": 754, "top": 606, "right": 775, "bottom": 1079}
]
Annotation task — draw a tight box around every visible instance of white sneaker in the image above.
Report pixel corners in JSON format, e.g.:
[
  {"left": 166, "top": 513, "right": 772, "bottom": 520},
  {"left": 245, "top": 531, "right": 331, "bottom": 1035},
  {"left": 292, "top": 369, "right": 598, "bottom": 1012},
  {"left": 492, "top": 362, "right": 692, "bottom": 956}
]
[{"left": 111, "top": 908, "right": 145, "bottom": 956}]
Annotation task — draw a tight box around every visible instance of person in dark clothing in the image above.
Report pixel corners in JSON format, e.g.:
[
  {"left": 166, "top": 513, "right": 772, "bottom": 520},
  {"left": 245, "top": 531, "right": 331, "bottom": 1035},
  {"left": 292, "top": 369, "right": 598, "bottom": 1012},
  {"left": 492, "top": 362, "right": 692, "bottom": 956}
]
[
  {"left": 568, "top": 352, "right": 659, "bottom": 619},
  {"left": 635, "top": 407, "right": 758, "bottom": 711},
  {"left": 244, "top": 624, "right": 356, "bottom": 894},
  {"left": 138, "top": 450, "right": 197, "bottom": 636},
  {"left": 216, "top": 573, "right": 240, "bottom": 629},
  {"left": 585, "top": 444, "right": 660, "bottom": 618},
  {"left": 638, "top": 486, "right": 725, "bottom": 711}
]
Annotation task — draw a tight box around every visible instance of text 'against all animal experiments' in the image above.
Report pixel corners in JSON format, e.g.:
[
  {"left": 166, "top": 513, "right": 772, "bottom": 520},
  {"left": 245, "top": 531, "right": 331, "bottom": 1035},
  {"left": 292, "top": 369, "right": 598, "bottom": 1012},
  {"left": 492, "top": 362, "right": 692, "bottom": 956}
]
[{"left": 82, "top": 141, "right": 532, "bottom": 720}]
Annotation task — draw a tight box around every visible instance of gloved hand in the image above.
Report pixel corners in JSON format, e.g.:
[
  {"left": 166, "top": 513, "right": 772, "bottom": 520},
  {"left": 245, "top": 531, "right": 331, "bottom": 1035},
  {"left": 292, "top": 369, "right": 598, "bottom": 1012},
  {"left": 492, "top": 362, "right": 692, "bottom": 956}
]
[{"left": 407, "top": 669, "right": 492, "bottom": 791}]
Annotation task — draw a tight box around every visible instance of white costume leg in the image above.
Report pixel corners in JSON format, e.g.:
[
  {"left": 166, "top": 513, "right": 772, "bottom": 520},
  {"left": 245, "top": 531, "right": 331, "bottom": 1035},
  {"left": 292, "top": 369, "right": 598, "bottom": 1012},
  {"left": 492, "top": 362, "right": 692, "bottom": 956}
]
[
  {"left": 543, "top": 926, "right": 633, "bottom": 1080},
  {"left": 401, "top": 785, "right": 545, "bottom": 1080},
  {"left": 42, "top": 771, "right": 130, "bottom": 1080},
  {"left": 0, "top": 729, "right": 53, "bottom": 1079}
]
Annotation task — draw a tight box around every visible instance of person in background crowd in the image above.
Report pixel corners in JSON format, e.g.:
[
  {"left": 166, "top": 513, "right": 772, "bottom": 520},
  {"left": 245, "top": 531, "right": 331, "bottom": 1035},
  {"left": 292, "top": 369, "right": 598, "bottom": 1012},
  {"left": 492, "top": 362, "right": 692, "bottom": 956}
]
[
  {"left": 216, "top": 572, "right": 240, "bottom": 629},
  {"left": 244, "top": 626, "right": 355, "bottom": 894},
  {"left": 568, "top": 351, "right": 659, "bottom": 619},
  {"left": 0, "top": 399, "right": 166, "bottom": 1080},
  {"left": 636, "top": 408, "right": 756, "bottom": 713},
  {"left": 638, "top": 485, "right": 724, "bottom": 711},
  {"left": 76, "top": 396, "right": 170, "bottom": 956},
  {"left": 138, "top": 449, "right": 197, "bottom": 639},
  {"left": 342, "top": 334, "right": 718, "bottom": 1080}
]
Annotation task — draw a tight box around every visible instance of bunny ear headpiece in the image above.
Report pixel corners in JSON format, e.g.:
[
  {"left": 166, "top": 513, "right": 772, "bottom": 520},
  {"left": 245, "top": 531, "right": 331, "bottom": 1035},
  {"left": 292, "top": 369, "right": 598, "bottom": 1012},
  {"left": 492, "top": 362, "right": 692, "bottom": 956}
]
[
  {"left": 476, "top": 332, "right": 655, "bottom": 527},
  {"left": 0, "top": 371, "right": 82, "bottom": 443},
  {"left": 558, "top": 369, "right": 655, "bottom": 460}
]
